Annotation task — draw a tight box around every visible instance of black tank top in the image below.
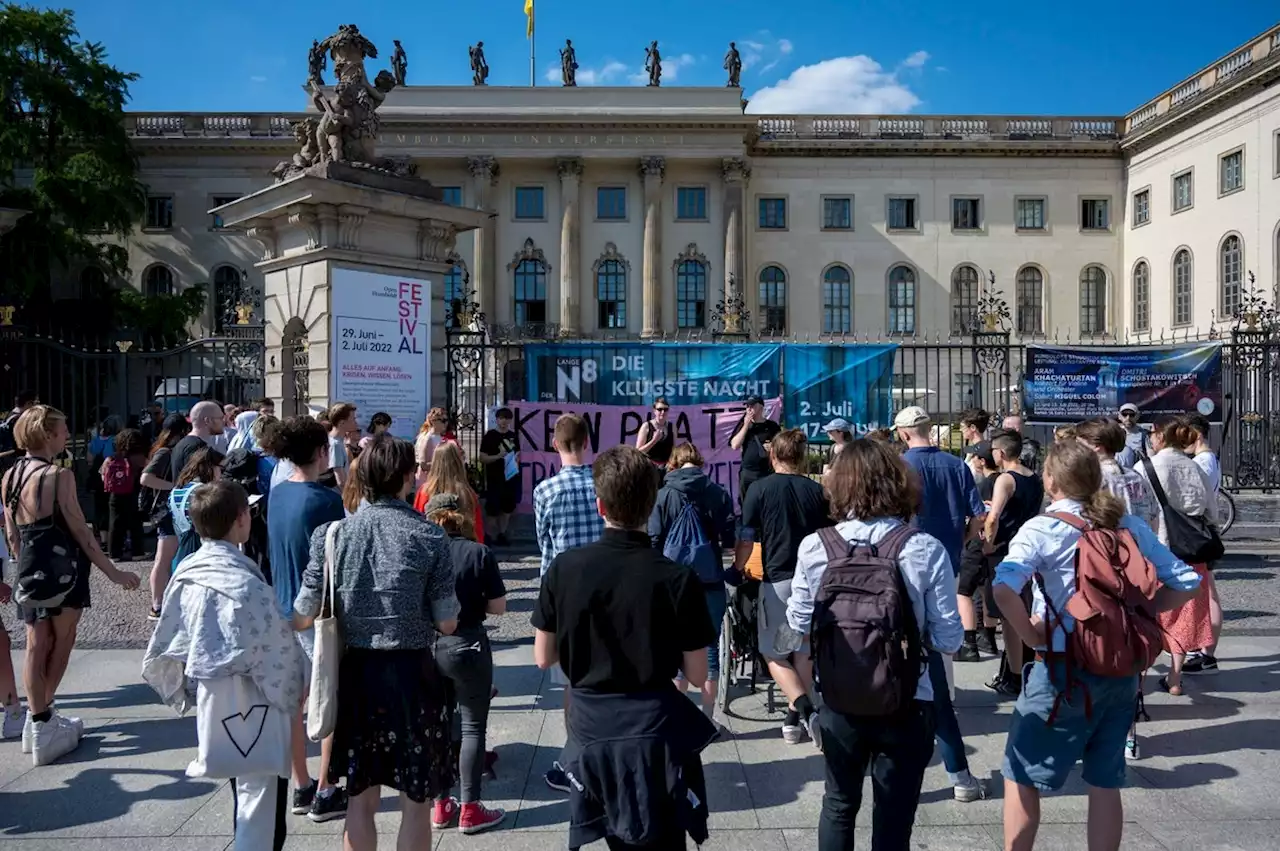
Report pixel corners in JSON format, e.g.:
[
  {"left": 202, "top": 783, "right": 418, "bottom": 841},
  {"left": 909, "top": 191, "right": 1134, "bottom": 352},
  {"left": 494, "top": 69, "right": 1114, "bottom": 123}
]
[
  {"left": 643, "top": 421, "right": 674, "bottom": 465},
  {"left": 995, "top": 470, "right": 1044, "bottom": 547}
]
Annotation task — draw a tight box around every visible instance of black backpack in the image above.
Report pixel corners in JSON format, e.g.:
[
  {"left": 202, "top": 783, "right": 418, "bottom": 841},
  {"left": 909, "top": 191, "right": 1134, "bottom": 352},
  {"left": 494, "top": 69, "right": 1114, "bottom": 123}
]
[{"left": 810, "top": 524, "right": 924, "bottom": 717}]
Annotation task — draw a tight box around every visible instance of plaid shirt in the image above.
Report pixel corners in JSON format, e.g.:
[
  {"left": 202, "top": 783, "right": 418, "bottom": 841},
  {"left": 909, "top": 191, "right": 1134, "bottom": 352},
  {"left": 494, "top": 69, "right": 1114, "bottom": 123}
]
[{"left": 534, "top": 464, "right": 604, "bottom": 575}]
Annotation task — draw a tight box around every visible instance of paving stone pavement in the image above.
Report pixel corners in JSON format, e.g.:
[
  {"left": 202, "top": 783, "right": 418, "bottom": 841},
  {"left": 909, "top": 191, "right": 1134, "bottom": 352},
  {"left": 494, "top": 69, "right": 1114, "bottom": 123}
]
[{"left": 2, "top": 634, "right": 1280, "bottom": 850}]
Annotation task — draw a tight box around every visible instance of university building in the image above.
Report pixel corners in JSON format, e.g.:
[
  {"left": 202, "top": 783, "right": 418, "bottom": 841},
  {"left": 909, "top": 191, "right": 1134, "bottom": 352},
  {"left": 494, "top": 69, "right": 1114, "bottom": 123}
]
[{"left": 74, "top": 23, "right": 1280, "bottom": 346}]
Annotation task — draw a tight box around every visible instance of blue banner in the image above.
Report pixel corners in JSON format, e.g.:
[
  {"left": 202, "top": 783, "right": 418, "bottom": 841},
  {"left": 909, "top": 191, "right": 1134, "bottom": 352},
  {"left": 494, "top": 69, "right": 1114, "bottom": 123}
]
[
  {"left": 1023, "top": 343, "right": 1223, "bottom": 424},
  {"left": 782, "top": 344, "right": 898, "bottom": 441},
  {"left": 523, "top": 343, "right": 782, "bottom": 406}
]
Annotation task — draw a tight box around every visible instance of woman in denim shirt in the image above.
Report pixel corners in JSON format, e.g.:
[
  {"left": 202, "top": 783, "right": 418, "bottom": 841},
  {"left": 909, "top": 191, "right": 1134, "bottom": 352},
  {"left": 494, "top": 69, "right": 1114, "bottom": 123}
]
[
  {"left": 992, "top": 441, "right": 1201, "bottom": 851},
  {"left": 294, "top": 435, "right": 459, "bottom": 851}
]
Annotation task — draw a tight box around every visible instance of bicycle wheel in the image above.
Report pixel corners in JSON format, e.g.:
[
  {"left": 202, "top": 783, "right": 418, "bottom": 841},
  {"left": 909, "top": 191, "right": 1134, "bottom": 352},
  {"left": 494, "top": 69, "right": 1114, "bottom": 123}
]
[{"left": 1216, "top": 490, "right": 1235, "bottom": 535}]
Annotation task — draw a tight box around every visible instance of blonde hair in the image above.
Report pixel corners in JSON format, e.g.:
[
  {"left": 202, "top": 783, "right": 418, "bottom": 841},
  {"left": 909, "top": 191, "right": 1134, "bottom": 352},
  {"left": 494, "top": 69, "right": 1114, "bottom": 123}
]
[
  {"left": 1043, "top": 441, "right": 1124, "bottom": 529},
  {"left": 14, "top": 405, "right": 67, "bottom": 452},
  {"left": 425, "top": 441, "right": 476, "bottom": 519},
  {"left": 667, "top": 442, "right": 704, "bottom": 471},
  {"left": 342, "top": 453, "right": 363, "bottom": 515},
  {"left": 427, "top": 507, "right": 476, "bottom": 541},
  {"left": 420, "top": 406, "right": 448, "bottom": 434}
]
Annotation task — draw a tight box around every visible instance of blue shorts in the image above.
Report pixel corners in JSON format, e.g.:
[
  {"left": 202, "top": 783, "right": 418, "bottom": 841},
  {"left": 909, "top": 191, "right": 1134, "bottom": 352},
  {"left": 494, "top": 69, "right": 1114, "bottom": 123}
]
[
  {"left": 1003, "top": 660, "right": 1137, "bottom": 792},
  {"left": 705, "top": 584, "right": 727, "bottom": 681}
]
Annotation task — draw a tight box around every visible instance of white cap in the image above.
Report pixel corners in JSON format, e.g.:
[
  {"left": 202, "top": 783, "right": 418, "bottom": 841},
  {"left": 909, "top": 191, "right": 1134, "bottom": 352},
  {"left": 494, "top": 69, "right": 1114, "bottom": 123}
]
[
  {"left": 892, "top": 406, "right": 931, "bottom": 429},
  {"left": 1119, "top": 402, "right": 1139, "bottom": 415}
]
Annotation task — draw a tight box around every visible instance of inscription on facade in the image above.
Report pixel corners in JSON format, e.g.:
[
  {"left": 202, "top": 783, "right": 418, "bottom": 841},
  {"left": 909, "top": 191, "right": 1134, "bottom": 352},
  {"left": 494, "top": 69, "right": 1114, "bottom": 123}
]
[{"left": 379, "top": 133, "right": 688, "bottom": 147}]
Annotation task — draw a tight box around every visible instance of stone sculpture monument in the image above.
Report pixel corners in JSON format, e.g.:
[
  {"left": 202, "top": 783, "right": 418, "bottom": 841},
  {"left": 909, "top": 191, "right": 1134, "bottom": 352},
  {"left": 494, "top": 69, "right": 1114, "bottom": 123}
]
[
  {"left": 644, "top": 41, "right": 662, "bottom": 86},
  {"left": 391, "top": 39, "right": 407, "bottom": 86},
  {"left": 469, "top": 42, "right": 489, "bottom": 85},
  {"left": 273, "top": 24, "right": 403, "bottom": 180},
  {"left": 560, "top": 39, "right": 578, "bottom": 87},
  {"left": 724, "top": 42, "right": 742, "bottom": 87},
  {"left": 307, "top": 38, "right": 327, "bottom": 85}
]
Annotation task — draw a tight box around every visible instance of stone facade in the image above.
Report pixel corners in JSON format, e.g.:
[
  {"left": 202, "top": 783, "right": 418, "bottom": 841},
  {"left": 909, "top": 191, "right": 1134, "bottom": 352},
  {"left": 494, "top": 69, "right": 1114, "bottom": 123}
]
[{"left": 72, "top": 23, "right": 1280, "bottom": 341}]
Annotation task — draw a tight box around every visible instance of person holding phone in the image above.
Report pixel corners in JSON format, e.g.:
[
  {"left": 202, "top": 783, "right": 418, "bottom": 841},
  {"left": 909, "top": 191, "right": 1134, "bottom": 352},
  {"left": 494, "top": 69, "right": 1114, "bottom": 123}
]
[{"left": 730, "top": 395, "right": 780, "bottom": 507}]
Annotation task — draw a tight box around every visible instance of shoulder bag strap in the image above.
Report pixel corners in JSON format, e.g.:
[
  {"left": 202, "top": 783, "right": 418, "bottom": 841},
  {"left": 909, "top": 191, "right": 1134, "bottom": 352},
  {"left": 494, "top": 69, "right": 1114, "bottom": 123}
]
[
  {"left": 816, "top": 525, "right": 851, "bottom": 563},
  {"left": 1045, "top": 510, "right": 1088, "bottom": 532},
  {"left": 876, "top": 522, "right": 919, "bottom": 561},
  {"left": 322, "top": 520, "right": 343, "bottom": 617},
  {"left": 1140, "top": 456, "right": 1171, "bottom": 511}
]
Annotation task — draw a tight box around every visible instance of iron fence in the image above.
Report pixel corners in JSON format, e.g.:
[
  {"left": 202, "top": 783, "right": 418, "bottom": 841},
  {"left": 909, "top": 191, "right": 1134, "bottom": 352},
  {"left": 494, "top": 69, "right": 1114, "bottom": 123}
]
[{"left": 443, "top": 325, "right": 1280, "bottom": 493}]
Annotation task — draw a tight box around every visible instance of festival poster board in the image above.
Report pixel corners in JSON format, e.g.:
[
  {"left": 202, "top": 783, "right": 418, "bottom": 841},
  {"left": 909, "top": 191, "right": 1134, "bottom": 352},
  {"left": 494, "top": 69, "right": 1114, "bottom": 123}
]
[
  {"left": 1023, "top": 342, "right": 1223, "bottom": 424},
  {"left": 781, "top": 344, "right": 898, "bottom": 442},
  {"left": 329, "top": 268, "right": 430, "bottom": 439}
]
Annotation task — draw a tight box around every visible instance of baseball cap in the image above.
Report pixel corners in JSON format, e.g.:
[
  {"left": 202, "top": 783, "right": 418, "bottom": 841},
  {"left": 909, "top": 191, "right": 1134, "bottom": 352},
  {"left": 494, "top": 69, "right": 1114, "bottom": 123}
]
[
  {"left": 423, "top": 492, "right": 460, "bottom": 516},
  {"left": 1119, "top": 402, "right": 1139, "bottom": 415},
  {"left": 824, "top": 417, "right": 852, "bottom": 433},
  {"left": 744, "top": 395, "right": 764, "bottom": 407},
  {"left": 964, "top": 440, "right": 995, "bottom": 468},
  {"left": 892, "top": 406, "right": 931, "bottom": 429}
]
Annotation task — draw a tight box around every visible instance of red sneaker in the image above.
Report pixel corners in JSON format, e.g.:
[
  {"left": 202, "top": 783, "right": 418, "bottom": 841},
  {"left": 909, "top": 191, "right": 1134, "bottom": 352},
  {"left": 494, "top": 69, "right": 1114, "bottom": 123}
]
[
  {"left": 432, "top": 797, "right": 459, "bottom": 829},
  {"left": 459, "top": 801, "right": 506, "bottom": 835}
]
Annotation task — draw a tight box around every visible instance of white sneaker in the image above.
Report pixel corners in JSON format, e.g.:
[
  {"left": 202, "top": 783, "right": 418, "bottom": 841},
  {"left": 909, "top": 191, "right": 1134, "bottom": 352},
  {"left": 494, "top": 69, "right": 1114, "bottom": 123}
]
[
  {"left": 21, "top": 711, "right": 33, "bottom": 754},
  {"left": 1125, "top": 735, "right": 1140, "bottom": 761},
  {"left": 1, "top": 707, "right": 26, "bottom": 740},
  {"left": 953, "top": 776, "right": 986, "bottom": 803},
  {"left": 781, "top": 723, "right": 805, "bottom": 745},
  {"left": 31, "top": 718, "right": 80, "bottom": 766},
  {"left": 51, "top": 708, "right": 84, "bottom": 736}
]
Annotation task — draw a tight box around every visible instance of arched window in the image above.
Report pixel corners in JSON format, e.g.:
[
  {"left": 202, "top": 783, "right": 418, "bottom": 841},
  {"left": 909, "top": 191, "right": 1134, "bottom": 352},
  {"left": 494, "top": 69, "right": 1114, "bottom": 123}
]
[
  {"left": 143, "top": 264, "right": 174, "bottom": 298},
  {"left": 595, "top": 245, "right": 628, "bottom": 329},
  {"left": 951, "top": 265, "right": 980, "bottom": 335},
  {"left": 79, "top": 266, "right": 106, "bottom": 299},
  {"left": 1220, "top": 234, "right": 1242, "bottom": 319},
  {"left": 1132, "top": 261, "right": 1150, "bottom": 332},
  {"left": 442, "top": 257, "right": 469, "bottom": 328},
  {"left": 887, "top": 264, "right": 916, "bottom": 335},
  {"left": 822, "top": 265, "right": 851, "bottom": 334},
  {"left": 758, "top": 265, "right": 787, "bottom": 334},
  {"left": 444, "top": 265, "right": 466, "bottom": 305},
  {"left": 676, "top": 260, "right": 707, "bottom": 329},
  {"left": 213, "top": 265, "right": 243, "bottom": 331},
  {"left": 1016, "top": 266, "right": 1044, "bottom": 335},
  {"left": 1079, "top": 265, "right": 1108, "bottom": 336},
  {"left": 1173, "top": 250, "right": 1193, "bottom": 326}
]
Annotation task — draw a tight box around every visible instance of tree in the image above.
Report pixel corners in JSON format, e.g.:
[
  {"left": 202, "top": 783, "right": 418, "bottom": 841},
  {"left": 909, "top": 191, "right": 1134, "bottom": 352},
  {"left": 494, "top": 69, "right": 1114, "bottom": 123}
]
[{"left": 0, "top": 5, "right": 202, "bottom": 340}]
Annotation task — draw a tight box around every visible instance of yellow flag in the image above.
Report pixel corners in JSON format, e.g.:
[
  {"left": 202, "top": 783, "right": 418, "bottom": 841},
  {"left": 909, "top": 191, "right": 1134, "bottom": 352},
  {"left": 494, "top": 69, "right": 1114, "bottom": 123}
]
[{"left": 524, "top": 0, "right": 534, "bottom": 37}]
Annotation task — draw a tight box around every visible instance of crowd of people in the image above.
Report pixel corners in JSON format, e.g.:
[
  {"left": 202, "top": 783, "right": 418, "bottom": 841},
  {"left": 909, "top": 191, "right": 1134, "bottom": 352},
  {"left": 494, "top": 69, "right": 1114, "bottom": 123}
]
[{"left": 0, "top": 386, "right": 1230, "bottom": 850}]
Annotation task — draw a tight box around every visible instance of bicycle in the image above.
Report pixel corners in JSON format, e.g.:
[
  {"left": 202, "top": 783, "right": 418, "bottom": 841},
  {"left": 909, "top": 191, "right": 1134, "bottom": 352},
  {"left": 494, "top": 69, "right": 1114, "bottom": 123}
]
[{"left": 1216, "top": 489, "right": 1236, "bottom": 536}]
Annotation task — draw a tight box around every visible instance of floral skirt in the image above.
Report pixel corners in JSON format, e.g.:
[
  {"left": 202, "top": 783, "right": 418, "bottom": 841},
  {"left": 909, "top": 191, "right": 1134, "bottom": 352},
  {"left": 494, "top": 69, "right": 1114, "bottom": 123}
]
[
  {"left": 1158, "top": 563, "right": 1214, "bottom": 655},
  {"left": 329, "top": 647, "right": 455, "bottom": 803}
]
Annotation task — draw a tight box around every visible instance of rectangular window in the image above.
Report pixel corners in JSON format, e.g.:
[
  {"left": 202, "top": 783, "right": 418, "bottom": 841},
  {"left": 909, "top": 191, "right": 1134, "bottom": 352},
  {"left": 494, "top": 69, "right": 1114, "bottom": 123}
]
[
  {"left": 675, "top": 186, "right": 707, "bottom": 221},
  {"left": 758, "top": 197, "right": 787, "bottom": 229},
  {"left": 440, "top": 186, "right": 464, "bottom": 206},
  {"left": 209, "top": 195, "right": 238, "bottom": 229},
  {"left": 887, "top": 197, "right": 917, "bottom": 231},
  {"left": 145, "top": 196, "right": 174, "bottom": 230},
  {"left": 951, "top": 197, "right": 981, "bottom": 231},
  {"left": 596, "top": 186, "right": 627, "bottom": 221},
  {"left": 954, "top": 373, "right": 978, "bottom": 405},
  {"left": 1172, "top": 171, "right": 1193, "bottom": 212},
  {"left": 1220, "top": 149, "right": 1244, "bottom": 195},
  {"left": 1132, "top": 189, "right": 1150, "bottom": 226},
  {"left": 822, "top": 196, "right": 852, "bottom": 230},
  {"left": 1081, "top": 198, "right": 1110, "bottom": 231},
  {"left": 514, "top": 186, "right": 545, "bottom": 220},
  {"left": 1015, "top": 198, "right": 1046, "bottom": 231}
]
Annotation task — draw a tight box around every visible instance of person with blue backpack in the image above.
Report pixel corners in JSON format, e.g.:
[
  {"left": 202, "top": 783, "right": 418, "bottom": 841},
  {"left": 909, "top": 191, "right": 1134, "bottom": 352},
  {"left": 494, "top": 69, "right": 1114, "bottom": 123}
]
[{"left": 648, "top": 442, "right": 737, "bottom": 724}]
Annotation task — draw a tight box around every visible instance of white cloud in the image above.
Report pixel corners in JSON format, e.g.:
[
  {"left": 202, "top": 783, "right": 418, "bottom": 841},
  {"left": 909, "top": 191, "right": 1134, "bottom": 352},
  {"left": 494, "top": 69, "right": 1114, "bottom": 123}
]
[
  {"left": 900, "top": 50, "right": 929, "bottom": 69},
  {"left": 628, "top": 52, "right": 695, "bottom": 84},
  {"left": 746, "top": 55, "right": 922, "bottom": 114},
  {"left": 738, "top": 33, "right": 793, "bottom": 74},
  {"left": 544, "top": 58, "right": 643, "bottom": 86},
  {"left": 249, "top": 75, "right": 268, "bottom": 83}
]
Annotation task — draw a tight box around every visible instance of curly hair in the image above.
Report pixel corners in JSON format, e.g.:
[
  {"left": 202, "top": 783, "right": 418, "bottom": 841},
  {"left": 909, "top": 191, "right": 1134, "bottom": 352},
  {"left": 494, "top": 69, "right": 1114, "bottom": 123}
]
[{"left": 825, "top": 439, "right": 920, "bottom": 522}]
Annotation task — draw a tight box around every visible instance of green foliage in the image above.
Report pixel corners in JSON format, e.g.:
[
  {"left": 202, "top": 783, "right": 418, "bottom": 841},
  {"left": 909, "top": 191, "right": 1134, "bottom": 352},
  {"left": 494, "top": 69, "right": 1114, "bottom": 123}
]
[
  {"left": 0, "top": 4, "right": 145, "bottom": 299},
  {"left": 112, "top": 285, "right": 208, "bottom": 346}
]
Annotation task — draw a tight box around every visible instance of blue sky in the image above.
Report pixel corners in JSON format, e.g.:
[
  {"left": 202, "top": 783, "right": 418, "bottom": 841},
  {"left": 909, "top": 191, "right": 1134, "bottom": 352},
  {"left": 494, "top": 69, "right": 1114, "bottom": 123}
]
[{"left": 50, "top": 1, "right": 1278, "bottom": 115}]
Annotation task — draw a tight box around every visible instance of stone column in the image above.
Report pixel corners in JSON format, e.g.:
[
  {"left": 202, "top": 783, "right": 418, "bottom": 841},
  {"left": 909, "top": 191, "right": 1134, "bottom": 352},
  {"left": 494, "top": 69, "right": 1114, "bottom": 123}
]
[
  {"left": 466, "top": 155, "right": 499, "bottom": 322},
  {"left": 556, "top": 157, "right": 584, "bottom": 336},
  {"left": 721, "top": 157, "right": 750, "bottom": 334},
  {"left": 639, "top": 156, "right": 666, "bottom": 338}
]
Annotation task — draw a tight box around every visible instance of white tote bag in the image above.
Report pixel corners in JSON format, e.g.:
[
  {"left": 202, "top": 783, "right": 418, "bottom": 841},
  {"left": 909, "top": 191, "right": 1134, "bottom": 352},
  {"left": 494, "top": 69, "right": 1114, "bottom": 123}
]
[
  {"left": 306, "top": 520, "right": 344, "bottom": 742},
  {"left": 188, "top": 674, "right": 291, "bottom": 779}
]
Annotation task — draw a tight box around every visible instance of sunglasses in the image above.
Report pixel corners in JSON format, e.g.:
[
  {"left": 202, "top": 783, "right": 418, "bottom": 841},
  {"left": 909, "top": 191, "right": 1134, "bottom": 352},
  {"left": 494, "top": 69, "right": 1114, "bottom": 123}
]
[{"left": 654, "top": 407, "right": 669, "bottom": 413}]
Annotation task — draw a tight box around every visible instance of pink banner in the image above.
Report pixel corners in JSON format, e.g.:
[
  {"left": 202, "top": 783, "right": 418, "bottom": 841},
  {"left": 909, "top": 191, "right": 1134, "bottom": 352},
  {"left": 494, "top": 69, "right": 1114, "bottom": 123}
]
[{"left": 497, "top": 398, "right": 782, "bottom": 512}]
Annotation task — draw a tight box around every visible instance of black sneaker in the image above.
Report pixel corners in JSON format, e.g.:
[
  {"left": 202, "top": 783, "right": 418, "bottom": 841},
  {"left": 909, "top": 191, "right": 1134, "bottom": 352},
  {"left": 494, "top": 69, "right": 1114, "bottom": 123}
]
[
  {"left": 1183, "top": 654, "right": 1219, "bottom": 675},
  {"left": 986, "top": 674, "right": 1021, "bottom": 698},
  {"left": 976, "top": 633, "right": 999, "bottom": 656},
  {"left": 291, "top": 780, "right": 317, "bottom": 815},
  {"left": 308, "top": 787, "right": 349, "bottom": 823},
  {"left": 545, "top": 762, "right": 571, "bottom": 793},
  {"left": 955, "top": 645, "right": 981, "bottom": 663}
]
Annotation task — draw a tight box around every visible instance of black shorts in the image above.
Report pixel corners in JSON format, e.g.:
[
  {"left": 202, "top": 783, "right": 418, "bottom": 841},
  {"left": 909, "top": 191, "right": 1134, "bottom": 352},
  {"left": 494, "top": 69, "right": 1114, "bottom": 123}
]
[
  {"left": 957, "top": 550, "right": 991, "bottom": 598},
  {"left": 17, "top": 559, "right": 91, "bottom": 626},
  {"left": 484, "top": 482, "right": 519, "bottom": 516}
]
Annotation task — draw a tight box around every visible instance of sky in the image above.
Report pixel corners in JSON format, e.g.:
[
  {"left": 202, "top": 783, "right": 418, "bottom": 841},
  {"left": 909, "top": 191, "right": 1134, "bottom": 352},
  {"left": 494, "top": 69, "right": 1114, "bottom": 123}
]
[{"left": 47, "top": 1, "right": 1279, "bottom": 116}]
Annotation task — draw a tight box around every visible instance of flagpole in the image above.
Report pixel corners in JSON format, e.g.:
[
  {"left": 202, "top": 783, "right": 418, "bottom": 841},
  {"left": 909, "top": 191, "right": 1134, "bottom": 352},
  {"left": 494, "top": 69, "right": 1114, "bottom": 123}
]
[{"left": 529, "top": 17, "right": 535, "bottom": 86}]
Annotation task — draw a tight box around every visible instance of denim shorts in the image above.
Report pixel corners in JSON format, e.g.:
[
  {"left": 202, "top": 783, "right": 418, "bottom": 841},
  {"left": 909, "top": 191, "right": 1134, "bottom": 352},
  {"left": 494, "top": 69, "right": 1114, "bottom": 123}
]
[
  {"left": 705, "top": 584, "right": 727, "bottom": 681},
  {"left": 1003, "top": 659, "right": 1137, "bottom": 792}
]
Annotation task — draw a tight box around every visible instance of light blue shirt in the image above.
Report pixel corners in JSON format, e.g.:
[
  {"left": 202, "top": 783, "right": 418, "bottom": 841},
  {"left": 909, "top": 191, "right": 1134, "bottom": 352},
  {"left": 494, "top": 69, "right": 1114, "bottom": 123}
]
[
  {"left": 788, "top": 516, "right": 964, "bottom": 703},
  {"left": 994, "top": 498, "right": 1202, "bottom": 651}
]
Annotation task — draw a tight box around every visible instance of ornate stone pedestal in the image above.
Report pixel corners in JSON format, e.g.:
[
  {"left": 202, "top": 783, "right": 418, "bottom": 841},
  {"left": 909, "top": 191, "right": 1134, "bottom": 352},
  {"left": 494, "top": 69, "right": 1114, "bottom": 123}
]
[{"left": 214, "top": 162, "right": 486, "bottom": 429}]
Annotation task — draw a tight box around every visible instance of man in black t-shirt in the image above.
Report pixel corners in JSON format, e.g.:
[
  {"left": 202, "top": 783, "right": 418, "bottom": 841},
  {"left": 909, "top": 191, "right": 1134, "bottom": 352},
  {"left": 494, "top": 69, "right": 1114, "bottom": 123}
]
[
  {"left": 730, "top": 395, "right": 781, "bottom": 507},
  {"left": 170, "top": 400, "right": 225, "bottom": 481},
  {"left": 735, "top": 428, "right": 831, "bottom": 746},
  {"left": 478, "top": 407, "right": 520, "bottom": 545}
]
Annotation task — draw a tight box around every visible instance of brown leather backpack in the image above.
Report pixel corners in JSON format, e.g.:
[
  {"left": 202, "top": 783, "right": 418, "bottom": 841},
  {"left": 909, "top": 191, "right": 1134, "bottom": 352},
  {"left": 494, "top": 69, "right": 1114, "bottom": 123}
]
[{"left": 1036, "top": 512, "right": 1164, "bottom": 720}]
